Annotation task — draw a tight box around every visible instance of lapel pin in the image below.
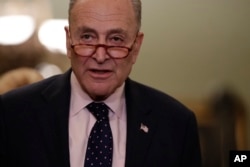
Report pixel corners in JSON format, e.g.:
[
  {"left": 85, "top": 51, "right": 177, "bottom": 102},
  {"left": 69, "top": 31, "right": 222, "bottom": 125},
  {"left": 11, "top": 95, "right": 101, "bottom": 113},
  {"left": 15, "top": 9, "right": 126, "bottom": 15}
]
[{"left": 140, "top": 123, "right": 149, "bottom": 133}]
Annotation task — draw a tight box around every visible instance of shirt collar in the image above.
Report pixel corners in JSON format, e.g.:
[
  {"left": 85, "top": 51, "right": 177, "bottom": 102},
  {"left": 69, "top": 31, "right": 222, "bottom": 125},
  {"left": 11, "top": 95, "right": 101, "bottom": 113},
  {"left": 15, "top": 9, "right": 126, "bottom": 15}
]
[{"left": 70, "top": 72, "right": 125, "bottom": 118}]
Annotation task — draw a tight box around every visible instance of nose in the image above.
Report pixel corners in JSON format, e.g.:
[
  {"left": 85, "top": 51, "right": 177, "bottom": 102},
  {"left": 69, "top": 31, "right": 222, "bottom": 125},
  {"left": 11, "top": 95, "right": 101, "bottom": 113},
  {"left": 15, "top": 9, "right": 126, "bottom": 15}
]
[{"left": 92, "top": 45, "right": 110, "bottom": 63}]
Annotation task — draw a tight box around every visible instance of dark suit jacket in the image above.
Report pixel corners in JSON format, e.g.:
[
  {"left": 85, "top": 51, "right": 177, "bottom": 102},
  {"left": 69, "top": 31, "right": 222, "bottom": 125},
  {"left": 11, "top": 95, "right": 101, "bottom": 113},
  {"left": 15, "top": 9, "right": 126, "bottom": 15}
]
[{"left": 0, "top": 70, "right": 201, "bottom": 167}]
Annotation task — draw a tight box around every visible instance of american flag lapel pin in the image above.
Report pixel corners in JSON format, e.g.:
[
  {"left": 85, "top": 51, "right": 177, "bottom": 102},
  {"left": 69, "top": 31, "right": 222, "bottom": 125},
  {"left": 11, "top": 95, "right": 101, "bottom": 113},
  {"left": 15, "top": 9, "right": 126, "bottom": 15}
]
[{"left": 140, "top": 123, "right": 149, "bottom": 133}]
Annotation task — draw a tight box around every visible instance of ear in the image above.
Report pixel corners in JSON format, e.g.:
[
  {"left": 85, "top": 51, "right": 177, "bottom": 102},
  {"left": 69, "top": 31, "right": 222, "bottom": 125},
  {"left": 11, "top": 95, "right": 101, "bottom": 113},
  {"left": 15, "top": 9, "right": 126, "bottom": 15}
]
[
  {"left": 64, "top": 26, "right": 72, "bottom": 58},
  {"left": 131, "top": 31, "right": 144, "bottom": 64}
]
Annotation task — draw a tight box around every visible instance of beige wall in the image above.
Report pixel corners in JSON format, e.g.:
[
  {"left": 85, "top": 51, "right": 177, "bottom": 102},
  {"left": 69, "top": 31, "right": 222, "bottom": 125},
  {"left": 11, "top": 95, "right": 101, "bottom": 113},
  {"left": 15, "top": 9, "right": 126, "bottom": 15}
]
[{"left": 51, "top": 0, "right": 250, "bottom": 148}]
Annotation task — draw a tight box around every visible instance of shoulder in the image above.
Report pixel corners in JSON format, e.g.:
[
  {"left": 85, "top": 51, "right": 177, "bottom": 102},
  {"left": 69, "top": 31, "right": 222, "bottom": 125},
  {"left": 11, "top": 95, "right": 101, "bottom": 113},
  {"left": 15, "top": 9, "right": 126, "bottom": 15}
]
[
  {"left": 126, "top": 79, "right": 195, "bottom": 119},
  {"left": 1, "top": 75, "right": 57, "bottom": 100},
  {"left": 0, "top": 70, "right": 71, "bottom": 102}
]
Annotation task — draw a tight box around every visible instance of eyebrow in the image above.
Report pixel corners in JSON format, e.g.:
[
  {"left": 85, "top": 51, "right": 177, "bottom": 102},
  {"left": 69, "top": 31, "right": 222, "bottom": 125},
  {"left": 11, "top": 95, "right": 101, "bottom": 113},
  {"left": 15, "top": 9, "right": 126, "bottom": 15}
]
[
  {"left": 75, "top": 26, "right": 128, "bottom": 37},
  {"left": 107, "top": 28, "right": 128, "bottom": 36},
  {"left": 75, "top": 26, "right": 96, "bottom": 34}
]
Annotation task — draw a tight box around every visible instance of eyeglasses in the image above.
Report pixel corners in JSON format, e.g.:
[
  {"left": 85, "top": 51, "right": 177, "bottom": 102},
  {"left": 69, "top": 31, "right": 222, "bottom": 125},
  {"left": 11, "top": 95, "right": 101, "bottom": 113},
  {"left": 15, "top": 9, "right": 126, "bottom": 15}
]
[{"left": 70, "top": 37, "right": 137, "bottom": 59}]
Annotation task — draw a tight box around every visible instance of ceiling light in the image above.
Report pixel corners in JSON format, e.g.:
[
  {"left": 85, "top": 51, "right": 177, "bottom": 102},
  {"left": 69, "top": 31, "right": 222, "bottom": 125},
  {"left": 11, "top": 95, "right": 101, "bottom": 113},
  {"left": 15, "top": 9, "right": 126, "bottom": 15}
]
[{"left": 0, "top": 15, "right": 35, "bottom": 45}]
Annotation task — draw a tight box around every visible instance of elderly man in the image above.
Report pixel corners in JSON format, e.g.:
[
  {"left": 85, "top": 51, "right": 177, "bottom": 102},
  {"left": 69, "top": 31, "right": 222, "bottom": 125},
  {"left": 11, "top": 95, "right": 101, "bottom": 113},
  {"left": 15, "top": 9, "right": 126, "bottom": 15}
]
[{"left": 0, "top": 0, "right": 201, "bottom": 166}]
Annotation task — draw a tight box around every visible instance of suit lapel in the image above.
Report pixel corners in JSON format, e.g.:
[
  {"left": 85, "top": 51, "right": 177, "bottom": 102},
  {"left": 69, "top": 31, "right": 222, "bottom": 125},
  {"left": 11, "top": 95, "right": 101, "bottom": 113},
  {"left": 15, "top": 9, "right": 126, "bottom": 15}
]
[
  {"left": 124, "top": 79, "right": 160, "bottom": 167},
  {"left": 36, "top": 70, "right": 72, "bottom": 167}
]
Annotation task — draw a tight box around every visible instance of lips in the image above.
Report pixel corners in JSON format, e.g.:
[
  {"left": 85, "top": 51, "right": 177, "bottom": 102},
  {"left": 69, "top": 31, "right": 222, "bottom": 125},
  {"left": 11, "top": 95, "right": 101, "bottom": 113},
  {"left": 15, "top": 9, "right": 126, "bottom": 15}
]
[
  {"left": 88, "top": 68, "right": 113, "bottom": 79},
  {"left": 91, "top": 69, "right": 111, "bottom": 73}
]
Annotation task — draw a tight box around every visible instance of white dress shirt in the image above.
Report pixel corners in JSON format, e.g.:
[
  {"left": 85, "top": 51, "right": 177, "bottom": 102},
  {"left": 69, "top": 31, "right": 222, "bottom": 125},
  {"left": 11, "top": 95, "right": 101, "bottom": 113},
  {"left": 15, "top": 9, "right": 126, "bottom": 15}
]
[{"left": 69, "top": 72, "right": 127, "bottom": 167}]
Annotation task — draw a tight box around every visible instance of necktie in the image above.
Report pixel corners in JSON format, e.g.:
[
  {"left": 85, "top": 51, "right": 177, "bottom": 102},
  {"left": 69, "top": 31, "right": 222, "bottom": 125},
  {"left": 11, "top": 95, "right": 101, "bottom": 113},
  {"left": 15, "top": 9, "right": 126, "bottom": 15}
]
[{"left": 84, "top": 102, "right": 113, "bottom": 167}]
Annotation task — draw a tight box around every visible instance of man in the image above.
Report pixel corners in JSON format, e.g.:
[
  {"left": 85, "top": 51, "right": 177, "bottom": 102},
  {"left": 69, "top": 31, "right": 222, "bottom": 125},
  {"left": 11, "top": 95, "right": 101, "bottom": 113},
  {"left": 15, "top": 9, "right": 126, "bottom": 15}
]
[{"left": 0, "top": 0, "right": 202, "bottom": 166}]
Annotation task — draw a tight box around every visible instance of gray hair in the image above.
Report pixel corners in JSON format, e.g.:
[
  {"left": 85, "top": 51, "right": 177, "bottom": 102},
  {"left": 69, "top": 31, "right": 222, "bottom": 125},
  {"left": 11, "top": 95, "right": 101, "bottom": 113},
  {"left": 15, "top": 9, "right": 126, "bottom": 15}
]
[{"left": 68, "top": 0, "right": 141, "bottom": 29}]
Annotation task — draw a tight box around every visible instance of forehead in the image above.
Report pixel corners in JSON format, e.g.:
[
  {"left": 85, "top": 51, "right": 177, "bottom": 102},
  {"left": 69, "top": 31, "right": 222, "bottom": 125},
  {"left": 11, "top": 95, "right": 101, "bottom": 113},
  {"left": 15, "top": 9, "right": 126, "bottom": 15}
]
[{"left": 69, "top": 0, "right": 137, "bottom": 33}]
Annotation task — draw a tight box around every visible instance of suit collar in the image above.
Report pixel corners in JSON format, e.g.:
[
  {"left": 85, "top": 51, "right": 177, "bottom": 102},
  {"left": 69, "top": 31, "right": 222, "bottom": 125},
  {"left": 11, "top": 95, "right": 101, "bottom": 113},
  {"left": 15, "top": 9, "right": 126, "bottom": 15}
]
[
  {"left": 37, "top": 69, "right": 72, "bottom": 167},
  {"left": 41, "top": 69, "right": 72, "bottom": 102},
  {"left": 124, "top": 79, "right": 160, "bottom": 166}
]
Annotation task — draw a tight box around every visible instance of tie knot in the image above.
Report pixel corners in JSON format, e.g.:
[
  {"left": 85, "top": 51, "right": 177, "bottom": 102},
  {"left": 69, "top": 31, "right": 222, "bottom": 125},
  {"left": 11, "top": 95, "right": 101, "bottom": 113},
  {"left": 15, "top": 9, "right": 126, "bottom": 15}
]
[{"left": 87, "top": 102, "right": 109, "bottom": 121}]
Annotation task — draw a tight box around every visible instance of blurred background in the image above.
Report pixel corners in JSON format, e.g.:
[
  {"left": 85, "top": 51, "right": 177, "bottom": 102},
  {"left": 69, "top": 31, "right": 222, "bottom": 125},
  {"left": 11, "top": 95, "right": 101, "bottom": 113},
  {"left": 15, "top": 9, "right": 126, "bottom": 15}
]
[{"left": 0, "top": 1, "right": 249, "bottom": 166}]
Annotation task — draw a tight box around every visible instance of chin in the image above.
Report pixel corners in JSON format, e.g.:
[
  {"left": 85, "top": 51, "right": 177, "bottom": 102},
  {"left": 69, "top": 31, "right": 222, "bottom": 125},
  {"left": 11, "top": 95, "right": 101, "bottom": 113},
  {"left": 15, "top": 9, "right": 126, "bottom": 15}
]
[
  {"left": 88, "top": 85, "right": 115, "bottom": 101},
  {"left": 91, "top": 95, "right": 109, "bottom": 101}
]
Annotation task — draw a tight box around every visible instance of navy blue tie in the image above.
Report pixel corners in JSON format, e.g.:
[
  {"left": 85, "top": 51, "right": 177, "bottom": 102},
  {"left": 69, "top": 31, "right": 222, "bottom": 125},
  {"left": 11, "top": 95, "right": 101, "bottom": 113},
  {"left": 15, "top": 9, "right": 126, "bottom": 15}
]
[{"left": 84, "top": 102, "right": 113, "bottom": 167}]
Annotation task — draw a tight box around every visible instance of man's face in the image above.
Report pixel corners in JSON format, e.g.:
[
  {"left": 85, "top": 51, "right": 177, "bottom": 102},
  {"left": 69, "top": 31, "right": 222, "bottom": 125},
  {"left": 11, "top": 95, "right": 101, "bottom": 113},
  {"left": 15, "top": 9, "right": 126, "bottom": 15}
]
[{"left": 65, "top": 0, "right": 144, "bottom": 101}]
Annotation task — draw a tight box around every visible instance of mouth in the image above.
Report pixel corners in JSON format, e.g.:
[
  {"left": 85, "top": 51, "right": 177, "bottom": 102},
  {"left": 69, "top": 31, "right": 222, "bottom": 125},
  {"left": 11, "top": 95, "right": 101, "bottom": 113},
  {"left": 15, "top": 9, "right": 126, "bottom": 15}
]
[
  {"left": 88, "top": 69, "right": 113, "bottom": 79},
  {"left": 91, "top": 69, "right": 111, "bottom": 73}
]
